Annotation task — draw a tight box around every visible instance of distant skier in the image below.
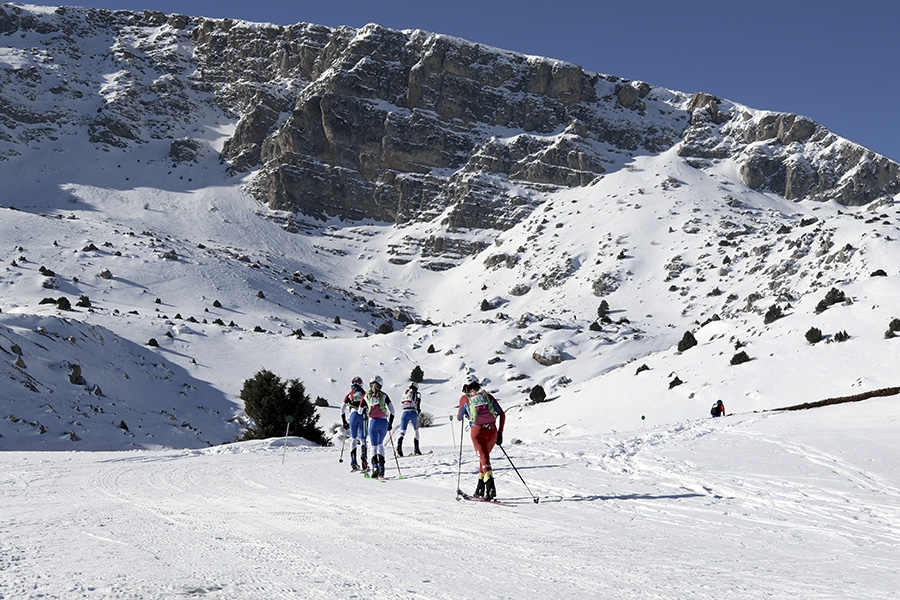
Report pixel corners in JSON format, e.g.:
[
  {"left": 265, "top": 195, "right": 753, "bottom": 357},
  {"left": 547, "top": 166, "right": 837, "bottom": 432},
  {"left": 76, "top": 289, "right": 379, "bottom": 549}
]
[
  {"left": 341, "top": 377, "right": 368, "bottom": 471},
  {"left": 710, "top": 399, "right": 725, "bottom": 418},
  {"left": 361, "top": 375, "right": 394, "bottom": 478},
  {"left": 457, "top": 374, "right": 505, "bottom": 501},
  {"left": 397, "top": 381, "right": 423, "bottom": 456}
]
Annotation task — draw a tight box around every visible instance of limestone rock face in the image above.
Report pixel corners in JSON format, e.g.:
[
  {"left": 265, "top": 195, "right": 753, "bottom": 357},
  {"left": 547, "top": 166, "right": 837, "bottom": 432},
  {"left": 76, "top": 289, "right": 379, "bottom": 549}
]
[
  {"left": 2, "top": 5, "right": 899, "bottom": 265},
  {"left": 189, "top": 20, "right": 682, "bottom": 231},
  {"left": 680, "top": 92, "right": 900, "bottom": 206}
]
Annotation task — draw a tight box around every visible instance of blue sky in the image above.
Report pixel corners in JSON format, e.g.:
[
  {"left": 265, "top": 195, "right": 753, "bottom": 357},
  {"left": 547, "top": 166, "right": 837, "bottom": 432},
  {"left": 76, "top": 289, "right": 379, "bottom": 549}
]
[{"left": 30, "top": 0, "right": 900, "bottom": 161}]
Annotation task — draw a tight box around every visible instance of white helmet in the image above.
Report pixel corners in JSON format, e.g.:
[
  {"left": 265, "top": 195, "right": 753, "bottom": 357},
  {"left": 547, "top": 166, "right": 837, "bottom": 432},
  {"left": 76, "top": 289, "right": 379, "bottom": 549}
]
[
  {"left": 370, "top": 375, "right": 384, "bottom": 387},
  {"left": 462, "top": 373, "right": 479, "bottom": 391}
]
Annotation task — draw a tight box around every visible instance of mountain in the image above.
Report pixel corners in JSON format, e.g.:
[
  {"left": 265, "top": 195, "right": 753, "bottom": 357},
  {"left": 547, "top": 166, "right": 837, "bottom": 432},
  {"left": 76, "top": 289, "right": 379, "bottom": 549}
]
[{"left": 2, "top": 4, "right": 899, "bottom": 450}]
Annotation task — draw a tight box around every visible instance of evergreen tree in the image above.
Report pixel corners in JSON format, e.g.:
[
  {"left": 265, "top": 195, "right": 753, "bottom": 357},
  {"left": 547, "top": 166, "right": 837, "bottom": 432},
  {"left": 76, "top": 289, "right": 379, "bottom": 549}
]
[
  {"left": 239, "top": 369, "right": 328, "bottom": 445},
  {"left": 410, "top": 365, "right": 424, "bottom": 384}
]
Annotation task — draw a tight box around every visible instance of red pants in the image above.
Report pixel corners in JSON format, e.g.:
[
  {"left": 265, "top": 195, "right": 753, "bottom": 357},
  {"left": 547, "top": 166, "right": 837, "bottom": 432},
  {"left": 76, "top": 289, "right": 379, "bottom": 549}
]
[{"left": 470, "top": 424, "right": 498, "bottom": 474}]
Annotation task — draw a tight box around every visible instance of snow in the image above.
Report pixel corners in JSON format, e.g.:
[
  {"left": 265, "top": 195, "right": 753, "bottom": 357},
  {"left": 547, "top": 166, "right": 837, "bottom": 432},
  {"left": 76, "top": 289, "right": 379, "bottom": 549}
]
[
  {"left": 3, "top": 5, "right": 900, "bottom": 597},
  {"left": 3, "top": 401, "right": 899, "bottom": 598}
]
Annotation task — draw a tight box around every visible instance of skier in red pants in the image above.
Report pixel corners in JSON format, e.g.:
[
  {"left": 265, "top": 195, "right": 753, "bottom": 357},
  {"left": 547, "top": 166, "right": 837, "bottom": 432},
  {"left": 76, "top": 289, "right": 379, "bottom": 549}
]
[{"left": 457, "top": 374, "right": 505, "bottom": 500}]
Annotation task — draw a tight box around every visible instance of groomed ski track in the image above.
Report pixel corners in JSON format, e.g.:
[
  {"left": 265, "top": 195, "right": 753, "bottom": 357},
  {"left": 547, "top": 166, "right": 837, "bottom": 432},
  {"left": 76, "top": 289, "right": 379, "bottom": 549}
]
[{"left": 3, "top": 405, "right": 899, "bottom": 599}]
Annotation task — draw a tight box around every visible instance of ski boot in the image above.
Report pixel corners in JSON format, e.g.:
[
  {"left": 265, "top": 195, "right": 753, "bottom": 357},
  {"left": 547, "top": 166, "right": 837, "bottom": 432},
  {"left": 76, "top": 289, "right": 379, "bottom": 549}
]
[
  {"left": 474, "top": 476, "right": 486, "bottom": 498},
  {"left": 361, "top": 446, "right": 368, "bottom": 472},
  {"left": 379, "top": 455, "right": 386, "bottom": 478},
  {"left": 413, "top": 438, "right": 422, "bottom": 456},
  {"left": 370, "top": 457, "right": 379, "bottom": 478},
  {"left": 397, "top": 436, "right": 404, "bottom": 457},
  {"left": 484, "top": 472, "right": 496, "bottom": 501},
  {"left": 350, "top": 449, "right": 359, "bottom": 471}
]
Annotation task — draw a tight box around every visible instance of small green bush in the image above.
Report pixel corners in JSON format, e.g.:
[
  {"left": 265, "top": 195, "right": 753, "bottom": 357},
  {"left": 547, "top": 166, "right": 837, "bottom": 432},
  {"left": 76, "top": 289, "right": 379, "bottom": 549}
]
[
  {"left": 833, "top": 330, "right": 850, "bottom": 342},
  {"left": 805, "top": 327, "right": 823, "bottom": 344},
  {"left": 418, "top": 411, "right": 434, "bottom": 427},
  {"left": 410, "top": 365, "right": 424, "bottom": 383},
  {"left": 529, "top": 385, "right": 547, "bottom": 403},
  {"left": 764, "top": 304, "right": 783, "bottom": 324}
]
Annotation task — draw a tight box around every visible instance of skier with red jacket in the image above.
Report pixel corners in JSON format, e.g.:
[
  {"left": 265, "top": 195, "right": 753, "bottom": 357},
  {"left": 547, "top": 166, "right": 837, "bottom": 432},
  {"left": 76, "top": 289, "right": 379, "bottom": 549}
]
[{"left": 457, "top": 374, "right": 505, "bottom": 500}]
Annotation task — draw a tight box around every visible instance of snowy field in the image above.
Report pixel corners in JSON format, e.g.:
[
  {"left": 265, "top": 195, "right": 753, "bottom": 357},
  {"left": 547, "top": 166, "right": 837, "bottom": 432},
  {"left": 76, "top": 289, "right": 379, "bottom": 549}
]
[{"left": 3, "top": 397, "right": 899, "bottom": 599}]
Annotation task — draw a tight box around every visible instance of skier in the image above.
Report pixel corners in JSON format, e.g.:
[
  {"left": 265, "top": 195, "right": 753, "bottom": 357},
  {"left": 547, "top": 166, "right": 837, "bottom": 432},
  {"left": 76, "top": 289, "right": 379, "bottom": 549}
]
[
  {"left": 710, "top": 399, "right": 725, "bottom": 418},
  {"left": 397, "top": 381, "right": 423, "bottom": 456},
  {"left": 361, "top": 375, "right": 394, "bottom": 478},
  {"left": 457, "top": 374, "right": 505, "bottom": 501},
  {"left": 341, "top": 377, "right": 368, "bottom": 471}
]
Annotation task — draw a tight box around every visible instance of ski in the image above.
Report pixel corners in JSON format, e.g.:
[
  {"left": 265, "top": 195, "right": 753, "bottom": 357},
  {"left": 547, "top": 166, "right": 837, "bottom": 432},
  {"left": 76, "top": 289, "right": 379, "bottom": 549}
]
[
  {"left": 456, "top": 490, "right": 511, "bottom": 506},
  {"left": 396, "top": 450, "right": 433, "bottom": 458}
]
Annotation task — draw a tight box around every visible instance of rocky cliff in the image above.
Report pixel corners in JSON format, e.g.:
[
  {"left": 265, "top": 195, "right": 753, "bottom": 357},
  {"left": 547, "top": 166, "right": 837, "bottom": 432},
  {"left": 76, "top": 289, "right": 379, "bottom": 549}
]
[{"left": 2, "top": 4, "right": 899, "bottom": 263}]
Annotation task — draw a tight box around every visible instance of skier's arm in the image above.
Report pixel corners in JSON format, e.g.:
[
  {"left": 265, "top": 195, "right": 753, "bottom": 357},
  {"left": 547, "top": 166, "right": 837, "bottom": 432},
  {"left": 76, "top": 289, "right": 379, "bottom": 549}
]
[
  {"left": 457, "top": 396, "right": 469, "bottom": 421},
  {"left": 491, "top": 396, "right": 506, "bottom": 432}
]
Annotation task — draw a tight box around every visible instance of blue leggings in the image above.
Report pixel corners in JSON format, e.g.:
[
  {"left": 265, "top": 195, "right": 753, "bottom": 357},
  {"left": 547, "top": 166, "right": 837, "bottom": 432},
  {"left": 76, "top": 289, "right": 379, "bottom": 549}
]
[
  {"left": 348, "top": 411, "right": 366, "bottom": 449},
  {"left": 368, "top": 417, "right": 389, "bottom": 456},
  {"left": 399, "top": 410, "right": 419, "bottom": 438}
]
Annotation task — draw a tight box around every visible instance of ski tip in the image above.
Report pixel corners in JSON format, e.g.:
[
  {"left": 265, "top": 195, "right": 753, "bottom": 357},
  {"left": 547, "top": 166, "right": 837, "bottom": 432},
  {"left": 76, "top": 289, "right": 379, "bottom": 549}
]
[{"left": 534, "top": 497, "right": 540, "bottom": 504}]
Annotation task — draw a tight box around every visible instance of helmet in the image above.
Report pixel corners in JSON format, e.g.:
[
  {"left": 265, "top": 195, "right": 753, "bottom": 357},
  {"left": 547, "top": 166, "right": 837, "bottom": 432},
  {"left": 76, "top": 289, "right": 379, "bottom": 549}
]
[
  {"left": 462, "top": 373, "right": 479, "bottom": 391},
  {"left": 409, "top": 381, "right": 418, "bottom": 389},
  {"left": 351, "top": 377, "right": 363, "bottom": 386},
  {"left": 370, "top": 375, "right": 384, "bottom": 387}
]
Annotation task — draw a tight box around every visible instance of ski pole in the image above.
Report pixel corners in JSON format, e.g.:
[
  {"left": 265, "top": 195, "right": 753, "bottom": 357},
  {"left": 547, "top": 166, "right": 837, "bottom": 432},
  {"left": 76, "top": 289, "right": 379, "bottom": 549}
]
[
  {"left": 282, "top": 416, "right": 293, "bottom": 465},
  {"left": 498, "top": 443, "right": 539, "bottom": 503},
  {"left": 339, "top": 427, "right": 346, "bottom": 463},
  {"left": 388, "top": 426, "right": 404, "bottom": 479},
  {"left": 449, "top": 415, "right": 457, "bottom": 452},
  {"left": 455, "top": 417, "right": 466, "bottom": 497}
]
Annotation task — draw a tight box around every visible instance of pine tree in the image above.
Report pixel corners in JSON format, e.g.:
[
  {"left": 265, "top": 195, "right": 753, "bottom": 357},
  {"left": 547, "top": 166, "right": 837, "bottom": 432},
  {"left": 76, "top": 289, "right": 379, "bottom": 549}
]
[{"left": 239, "top": 369, "right": 328, "bottom": 445}]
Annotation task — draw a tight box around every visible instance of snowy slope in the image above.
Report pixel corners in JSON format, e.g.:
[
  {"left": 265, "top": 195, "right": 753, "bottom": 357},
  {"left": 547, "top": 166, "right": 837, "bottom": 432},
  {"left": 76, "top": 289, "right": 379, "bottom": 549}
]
[{"left": 3, "top": 399, "right": 899, "bottom": 599}]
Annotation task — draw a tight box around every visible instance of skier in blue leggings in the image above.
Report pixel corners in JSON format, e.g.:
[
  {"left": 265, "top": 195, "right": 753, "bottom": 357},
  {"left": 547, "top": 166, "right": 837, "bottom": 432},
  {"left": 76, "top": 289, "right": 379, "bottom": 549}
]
[
  {"left": 361, "top": 375, "right": 395, "bottom": 478},
  {"left": 397, "top": 381, "right": 423, "bottom": 456},
  {"left": 341, "top": 377, "right": 368, "bottom": 471}
]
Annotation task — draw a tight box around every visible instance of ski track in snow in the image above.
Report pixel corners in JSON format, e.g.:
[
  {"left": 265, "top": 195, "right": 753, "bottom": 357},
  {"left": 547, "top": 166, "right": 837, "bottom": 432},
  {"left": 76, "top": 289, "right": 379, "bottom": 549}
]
[{"left": 3, "top": 411, "right": 900, "bottom": 599}]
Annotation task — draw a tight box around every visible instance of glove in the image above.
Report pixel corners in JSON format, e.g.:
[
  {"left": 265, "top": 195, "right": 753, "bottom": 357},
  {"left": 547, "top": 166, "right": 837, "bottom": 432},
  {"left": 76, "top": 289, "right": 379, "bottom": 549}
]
[
  {"left": 496, "top": 431, "right": 503, "bottom": 446},
  {"left": 341, "top": 416, "right": 349, "bottom": 429},
  {"left": 388, "top": 415, "right": 395, "bottom": 429}
]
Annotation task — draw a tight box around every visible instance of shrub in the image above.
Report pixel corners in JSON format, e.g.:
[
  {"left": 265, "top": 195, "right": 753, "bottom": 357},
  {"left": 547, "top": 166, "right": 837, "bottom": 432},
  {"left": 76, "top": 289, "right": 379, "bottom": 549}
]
[
  {"left": 410, "top": 365, "right": 424, "bottom": 384},
  {"left": 677, "top": 331, "right": 698, "bottom": 352},
  {"left": 730, "top": 351, "right": 751, "bottom": 365},
  {"left": 833, "top": 330, "right": 850, "bottom": 342},
  {"left": 56, "top": 297, "right": 72, "bottom": 311},
  {"left": 239, "top": 369, "right": 328, "bottom": 445},
  {"left": 764, "top": 304, "right": 783, "bottom": 324},
  {"left": 418, "top": 411, "right": 434, "bottom": 427},
  {"left": 314, "top": 396, "right": 329, "bottom": 407},
  {"left": 147, "top": 338, "right": 159, "bottom": 347},
  {"left": 597, "top": 300, "right": 610, "bottom": 319},
  {"left": 668, "top": 376, "right": 683, "bottom": 389},
  {"left": 805, "top": 327, "right": 823, "bottom": 344},
  {"left": 815, "top": 287, "right": 846, "bottom": 313},
  {"left": 426, "top": 344, "right": 436, "bottom": 353},
  {"left": 529, "top": 385, "right": 547, "bottom": 403},
  {"left": 635, "top": 364, "right": 650, "bottom": 375},
  {"left": 871, "top": 269, "right": 887, "bottom": 277},
  {"left": 890, "top": 318, "right": 900, "bottom": 333}
]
